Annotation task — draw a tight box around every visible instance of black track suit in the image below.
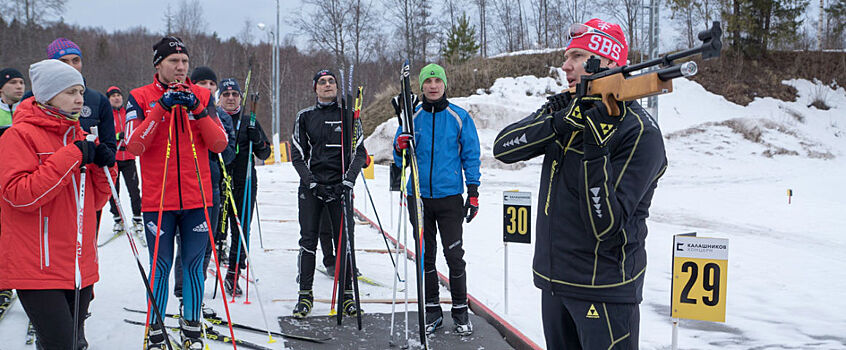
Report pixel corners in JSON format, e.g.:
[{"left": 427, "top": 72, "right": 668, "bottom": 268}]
[
  {"left": 493, "top": 100, "right": 667, "bottom": 349},
  {"left": 225, "top": 109, "right": 271, "bottom": 271},
  {"left": 393, "top": 96, "right": 482, "bottom": 323},
  {"left": 291, "top": 99, "right": 366, "bottom": 294}
]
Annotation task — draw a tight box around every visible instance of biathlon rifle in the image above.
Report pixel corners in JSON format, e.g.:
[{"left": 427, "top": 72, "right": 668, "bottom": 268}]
[{"left": 570, "top": 21, "right": 722, "bottom": 116}]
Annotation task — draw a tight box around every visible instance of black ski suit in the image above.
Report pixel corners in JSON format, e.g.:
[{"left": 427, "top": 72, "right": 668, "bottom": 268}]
[
  {"left": 226, "top": 109, "right": 271, "bottom": 271},
  {"left": 291, "top": 99, "right": 366, "bottom": 293},
  {"left": 493, "top": 99, "right": 667, "bottom": 349}
]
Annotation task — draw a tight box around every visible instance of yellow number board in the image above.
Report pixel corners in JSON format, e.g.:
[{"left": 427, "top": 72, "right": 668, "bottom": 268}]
[
  {"left": 503, "top": 191, "right": 531, "bottom": 244},
  {"left": 671, "top": 234, "right": 728, "bottom": 322}
]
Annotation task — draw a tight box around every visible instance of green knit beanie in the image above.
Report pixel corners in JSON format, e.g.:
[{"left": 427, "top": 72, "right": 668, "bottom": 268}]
[{"left": 418, "top": 63, "right": 447, "bottom": 91}]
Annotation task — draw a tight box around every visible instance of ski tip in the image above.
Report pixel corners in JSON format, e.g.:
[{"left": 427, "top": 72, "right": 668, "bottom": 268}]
[
  {"left": 328, "top": 309, "right": 337, "bottom": 316},
  {"left": 267, "top": 336, "right": 277, "bottom": 343}
]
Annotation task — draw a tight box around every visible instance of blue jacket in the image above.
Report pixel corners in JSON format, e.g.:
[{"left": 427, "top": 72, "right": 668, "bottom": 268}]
[{"left": 393, "top": 97, "right": 481, "bottom": 198}]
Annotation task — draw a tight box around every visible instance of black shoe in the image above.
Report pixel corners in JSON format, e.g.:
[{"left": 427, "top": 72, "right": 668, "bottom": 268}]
[
  {"left": 146, "top": 324, "right": 167, "bottom": 350},
  {"left": 425, "top": 305, "right": 444, "bottom": 335},
  {"left": 179, "top": 319, "right": 203, "bottom": 349},
  {"left": 292, "top": 291, "right": 313, "bottom": 318},
  {"left": 342, "top": 291, "right": 361, "bottom": 316},
  {"left": 224, "top": 271, "right": 242, "bottom": 297},
  {"left": 452, "top": 307, "right": 473, "bottom": 336}
]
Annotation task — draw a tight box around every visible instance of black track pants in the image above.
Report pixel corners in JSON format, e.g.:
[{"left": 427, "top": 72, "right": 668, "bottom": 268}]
[
  {"left": 18, "top": 286, "right": 93, "bottom": 350},
  {"left": 407, "top": 194, "right": 468, "bottom": 319},
  {"left": 296, "top": 186, "right": 353, "bottom": 292},
  {"left": 108, "top": 159, "right": 142, "bottom": 219},
  {"left": 541, "top": 291, "right": 640, "bottom": 350},
  {"left": 318, "top": 211, "right": 335, "bottom": 269},
  {"left": 227, "top": 178, "right": 257, "bottom": 270}
]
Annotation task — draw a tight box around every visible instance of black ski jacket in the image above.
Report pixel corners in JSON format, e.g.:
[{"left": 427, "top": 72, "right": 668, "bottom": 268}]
[
  {"left": 493, "top": 100, "right": 667, "bottom": 303},
  {"left": 291, "top": 99, "right": 367, "bottom": 187},
  {"left": 227, "top": 109, "right": 271, "bottom": 188}
]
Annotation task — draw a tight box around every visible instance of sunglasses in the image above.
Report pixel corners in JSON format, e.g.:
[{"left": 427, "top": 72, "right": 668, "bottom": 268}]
[
  {"left": 567, "top": 23, "right": 623, "bottom": 48},
  {"left": 317, "top": 78, "right": 336, "bottom": 86},
  {"left": 221, "top": 91, "right": 240, "bottom": 97}
]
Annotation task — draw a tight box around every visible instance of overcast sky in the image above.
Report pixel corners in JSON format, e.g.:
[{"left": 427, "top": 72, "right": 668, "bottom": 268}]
[{"left": 63, "top": 0, "right": 301, "bottom": 42}]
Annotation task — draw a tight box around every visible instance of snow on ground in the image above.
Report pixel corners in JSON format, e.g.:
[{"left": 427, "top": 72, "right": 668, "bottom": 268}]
[
  {"left": 362, "top": 74, "right": 846, "bottom": 349},
  {"left": 0, "top": 74, "right": 844, "bottom": 349}
]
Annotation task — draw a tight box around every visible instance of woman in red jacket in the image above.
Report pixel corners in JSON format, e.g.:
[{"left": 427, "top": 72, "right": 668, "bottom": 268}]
[{"left": 0, "top": 59, "right": 115, "bottom": 349}]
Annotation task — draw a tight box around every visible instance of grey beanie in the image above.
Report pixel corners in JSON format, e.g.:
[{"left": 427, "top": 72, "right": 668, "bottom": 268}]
[{"left": 29, "top": 59, "right": 84, "bottom": 104}]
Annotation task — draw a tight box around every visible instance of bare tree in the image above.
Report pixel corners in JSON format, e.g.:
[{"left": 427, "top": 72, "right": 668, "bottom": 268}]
[
  {"left": 476, "top": 0, "right": 489, "bottom": 56},
  {"left": 0, "top": 0, "right": 66, "bottom": 26},
  {"left": 294, "top": 0, "right": 348, "bottom": 67},
  {"left": 173, "top": 0, "right": 208, "bottom": 38},
  {"left": 237, "top": 18, "right": 255, "bottom": 45},
  {"left": 601, "top": 0, "right": 645, "bottom": 55},
  {"left": 348, "top": 0, "right": 376, "bottom": 65},
  {"left": 162, "top": 4, "right": 175, "bottom": 34},
  {"left": 384, "top": 0, "right": 433, "bottom": 63},
  {"left": 493, "top": 0, "right": 527, "bottom": 52}
]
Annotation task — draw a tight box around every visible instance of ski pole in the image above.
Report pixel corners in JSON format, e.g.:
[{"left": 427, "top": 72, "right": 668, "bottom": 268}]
[
  {"left": 90, "top": 127, "right": 175, "bottom": 350},
  {"left": 342, "top": 191, "right": 363, "bottom": 330},
  {"left": 213, "top": 154, "right": 233, "bottom": 300},
  {"left": 221, "top": 174, "right": 277, "bottom": 344},
  {"left": 72, "top": 131, "right": 95, "bottom": 350},
  {"left": 253, "top": 198, "right": 264, "bottom": 249},
  {"left": 234, "top": 93, "right": 259, "bottom": 303},
  {"left": 329, "top": 68, "right": 346, "bottom": 315},
  {"left": 145, "top": 111, "right": 175, "bottom": 338},
  {"left": 180, "top": 107, "right": 238, "bottom": 349},
  {"left": 360, "top": 172, "right": 402, "bottom": 282}
]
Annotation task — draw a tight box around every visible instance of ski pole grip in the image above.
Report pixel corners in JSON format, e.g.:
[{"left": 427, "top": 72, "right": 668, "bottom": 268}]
[{"left": 88, "top": 126, "right": 99, "bottom": 142}]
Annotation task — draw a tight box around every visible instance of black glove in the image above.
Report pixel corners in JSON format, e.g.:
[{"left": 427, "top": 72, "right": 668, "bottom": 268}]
[
  {"left": 545, "top": 92, "right": 572, "bottom": 113},
  {"left": 582, "top": 98, "right": 626, "bottom": 148},
  {"left": 312, "top": 184, "right": 338, "bottom": 203},
  {"left": 74, "top": 140, "right": 96, "bottom": 166},
  {"left": 464, "top": 184, "right": 479, "bottom": 223},
  {"left": 247, "top": 126, "right": 262, "bottom": 144},
  {"left": 334, "top": 179, "right": 354, "bottom": 198},
  {"left": 551, "top": 95, "right": 602, "bottom": 134},
  {"left": 391, "top": 93, "right": 420, "bottom": 117},
  {"left": 93, "top": 143, "right": 116, "bottom": 167}
]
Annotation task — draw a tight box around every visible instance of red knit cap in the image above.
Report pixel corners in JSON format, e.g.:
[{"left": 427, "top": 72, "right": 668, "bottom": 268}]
[{"left": 565, "top": 18, "right": 628, "bottom": 67}]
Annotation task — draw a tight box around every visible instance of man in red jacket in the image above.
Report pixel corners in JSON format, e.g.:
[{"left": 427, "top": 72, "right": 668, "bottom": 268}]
[
  {"left": 125, "top": 36, "right": 228, "bottom": 350},
  {"left": 105, "top": 86, "right": 144, "bottom": 241}
]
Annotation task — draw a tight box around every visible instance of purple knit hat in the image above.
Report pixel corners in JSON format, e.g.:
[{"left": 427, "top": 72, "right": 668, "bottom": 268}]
[{"left": 46, "top": 38, "right": 83, "bottom": 60}]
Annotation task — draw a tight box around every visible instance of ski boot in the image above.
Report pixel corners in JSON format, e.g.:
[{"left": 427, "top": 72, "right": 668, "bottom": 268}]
[
  {"left": 224, "top": 270, "right": 243, "bottom": 297},
  {"left": 179, "top": 319, "right": 204, "bottom": 350},
  {"left": 132, "top": 217, "right": 146, "bottom": 247},
  {"left": 292, "top": 291, "right": 313, "bottom": 318},
  {"left": 452, "top": 307, "right": 473, "bottom": 336},
  {"left": 342, "top": 291, "right": 361, "bottom": 316},
  {"left": 112, "top": 220, "right": 125, "bottom": 236},
  {"left": 424, "top": 306, "right": 444, "bottom": 335},
  {"left": 145, "top": 324, "right": 168, "bottom": 350}
]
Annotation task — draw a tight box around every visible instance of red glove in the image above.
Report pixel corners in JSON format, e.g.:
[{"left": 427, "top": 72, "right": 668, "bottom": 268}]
[{"left": 395, "top": 132, "right": 413, "bottom": 151}]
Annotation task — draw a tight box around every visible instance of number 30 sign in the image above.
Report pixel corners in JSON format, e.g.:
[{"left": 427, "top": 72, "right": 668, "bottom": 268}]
[{"left": 671, "top": 233, "right": 729, "bottom": 322}]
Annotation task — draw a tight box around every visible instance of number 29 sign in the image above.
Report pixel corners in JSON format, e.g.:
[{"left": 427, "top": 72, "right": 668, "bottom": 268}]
[{"left": 671, "top": 233, "right": 729, "bottom": 322}]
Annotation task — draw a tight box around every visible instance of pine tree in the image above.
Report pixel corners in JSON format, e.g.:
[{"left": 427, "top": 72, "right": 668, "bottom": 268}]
[
  {"left": 442, "top": 13, "right": 480, "bottom": 64},
  {"left": 722, "top": 0, "right": 809, "bottom": 57}
]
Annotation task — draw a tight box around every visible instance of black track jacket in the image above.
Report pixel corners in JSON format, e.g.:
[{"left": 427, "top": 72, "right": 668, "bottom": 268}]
[
  {"left": 493, "top": 100, "right": 667, "bottom": 303},
  {"left": 291, "top": 99, "right": 366, "bottom": 187}
]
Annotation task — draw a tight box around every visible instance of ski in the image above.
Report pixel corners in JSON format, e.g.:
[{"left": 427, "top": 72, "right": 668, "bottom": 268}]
[
  {"left": 316, "top": 265, "right": 388, "bottom": 288},
  {"left": 123, "top": 307, "right": 330, "bottom": 343},
  {"left": 398, "top": 59, "right": 429, "bottom": 349},
  {"left": 97, "top": 230, "right": 124, "bottom": 247},
  {"left": 124, "top": 319, "right": 272, "bottom": 350},
  {"left": 0, "top": 292, "right": 17, "bottom": 323},
  {"left": 25, "top": 321, "right": 36, "bottom": 345}
]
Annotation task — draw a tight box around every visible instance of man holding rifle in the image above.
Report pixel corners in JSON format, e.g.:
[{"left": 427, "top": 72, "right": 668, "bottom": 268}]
[{"left": 493, "top": 18, "right": 667, "bottom": 349}]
